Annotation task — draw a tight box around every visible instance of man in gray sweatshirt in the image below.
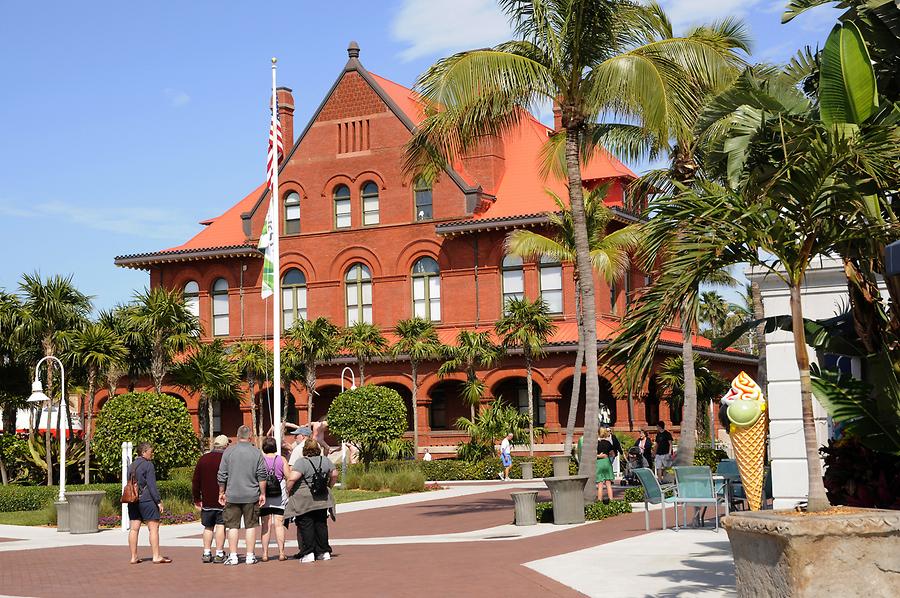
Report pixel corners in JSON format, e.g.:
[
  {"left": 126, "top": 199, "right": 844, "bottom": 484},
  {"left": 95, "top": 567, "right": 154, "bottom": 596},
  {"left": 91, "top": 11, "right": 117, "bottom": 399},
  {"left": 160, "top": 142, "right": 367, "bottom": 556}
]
[{"left": 217, "top": 425, "right": 267, "bottom": 565}]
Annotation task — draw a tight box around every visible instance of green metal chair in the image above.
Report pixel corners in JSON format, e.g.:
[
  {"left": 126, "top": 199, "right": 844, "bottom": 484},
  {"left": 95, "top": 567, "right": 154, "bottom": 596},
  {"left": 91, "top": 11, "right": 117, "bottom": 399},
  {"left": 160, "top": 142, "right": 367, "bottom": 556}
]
[
  {"left": 715, "top": 459, "right": 745, "bottom": 511},
  {"left": 673, "top": 466, "right": 726, "bottom": 531},
  {"left": 634, "top": 467, "right": 678, "bottom": 530}
]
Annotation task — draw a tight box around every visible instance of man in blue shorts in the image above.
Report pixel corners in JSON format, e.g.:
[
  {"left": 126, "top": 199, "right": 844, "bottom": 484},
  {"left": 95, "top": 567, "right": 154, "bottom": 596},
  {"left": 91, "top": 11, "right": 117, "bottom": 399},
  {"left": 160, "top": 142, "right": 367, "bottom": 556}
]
[{"left": 499, "top": 433, "right": 513, "bottom": 481}]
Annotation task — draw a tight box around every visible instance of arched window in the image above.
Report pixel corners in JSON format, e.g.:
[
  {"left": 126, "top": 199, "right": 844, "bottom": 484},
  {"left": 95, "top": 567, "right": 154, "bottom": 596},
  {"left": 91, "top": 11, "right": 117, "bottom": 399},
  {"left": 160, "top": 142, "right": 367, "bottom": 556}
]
[
  {"left": 183, "top": 281, "right": 200, "bottom": 318},
  {"left": 361, "top": 181, "right": 379, "bottom": 226},
  {"left": 412, "top": 257, "right": 441, "bottom": 322},
  {"left": 345, "top": 263, "right": 372, "bottom": 324},
  {"left": 414, "top": 178, "right": 432, "bottom": 221},
  {"left": 284, "top": 191, "right": 301, "bottom": 234},
  {"left": 211, "top": 278, "right": 229, "bottom": 336},
  {"left": 539, "top": 255, "right": 563, "bottom": 314},
  {"left": 281, "top": 268, "right": 307, "bottom": 330},
  {"left": 334, "top": 185, "right": 351, "bottom": 229},
  {"left": 501, "top": 255, "right": 524, "bottom": 312}
]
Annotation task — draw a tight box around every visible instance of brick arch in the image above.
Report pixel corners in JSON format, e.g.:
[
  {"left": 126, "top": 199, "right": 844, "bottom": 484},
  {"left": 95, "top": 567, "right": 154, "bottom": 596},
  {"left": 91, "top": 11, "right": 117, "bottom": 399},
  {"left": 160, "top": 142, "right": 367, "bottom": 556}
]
[
  {"left": 419, "top": 371, "right": 466, "bottom": 397},
  {"left": 547, "top": 364, "right": 621, "bottom": 396},
  {"left": 330, "top": 246, "right": 383, "bottom": 279},
  {"left": 319, "top": 174, "right": 355, "bottom": 198},
  {"left": 353, "top": 170, "right": 387, "bottom": 189},
  {"left": 395, "top": 239, "right": 445, "bottom": 274},
  {"left": 483, "top": 367, "right": 551, "bottom": 394},
  {"left": 169, "top": 265, "right": 207, "bottom": 293},
  {"left": 279, "top": 180, "right": 308, "bottom": 200},
  {"left": 485, "top": 235, "right": 511, "bottom": 267},
  {"left": 364, "top": 371, "right": 412, "bottom": 389},
  {"left": 201, "top": 264, "right": 238, "bottom": 291},
  {"left": 279, "top": 252, "right": 318, "bottom": 281}
]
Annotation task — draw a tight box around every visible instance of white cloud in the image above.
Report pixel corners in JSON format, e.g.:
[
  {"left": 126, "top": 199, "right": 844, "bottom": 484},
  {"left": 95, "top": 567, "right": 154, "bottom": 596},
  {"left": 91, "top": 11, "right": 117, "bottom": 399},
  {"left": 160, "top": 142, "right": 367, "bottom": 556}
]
[
  {"left": 391, "top": 0, "right": 513, "bottom": 61},
  {"left": 0, "top": 200, "right": 197, "bottom": 241},
  {"left": 657, "top": 0, "right": 768, "bottom": 29},
  {"left": 163, "top": 88, "right": 191, "bottom": 107}
]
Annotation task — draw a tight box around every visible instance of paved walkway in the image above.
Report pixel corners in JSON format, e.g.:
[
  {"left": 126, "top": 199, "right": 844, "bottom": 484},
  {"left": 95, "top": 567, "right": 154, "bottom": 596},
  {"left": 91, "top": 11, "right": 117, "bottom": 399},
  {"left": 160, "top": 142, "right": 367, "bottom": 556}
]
[{"left": 0, "top": 481, "right": 735, "bottom": 597}]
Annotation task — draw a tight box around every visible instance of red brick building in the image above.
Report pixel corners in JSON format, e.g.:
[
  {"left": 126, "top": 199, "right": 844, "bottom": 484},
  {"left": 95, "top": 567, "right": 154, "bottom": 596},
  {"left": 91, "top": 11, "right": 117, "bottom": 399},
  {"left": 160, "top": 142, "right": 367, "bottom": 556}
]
[{"left": 114, "top": 43, "right": 755, "bottom": 455}]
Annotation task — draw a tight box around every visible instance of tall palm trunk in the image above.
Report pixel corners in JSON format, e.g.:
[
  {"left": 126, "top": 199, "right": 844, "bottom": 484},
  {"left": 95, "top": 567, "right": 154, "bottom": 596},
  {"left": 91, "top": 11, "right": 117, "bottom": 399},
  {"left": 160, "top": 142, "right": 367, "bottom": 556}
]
[
  {"left": 675, "top": 316, "right": 698, "bottom": 466},
  {"left": 751, "top": 282, "right": 767, "bottom": 389},
  {"left": 306, "top": 366, "right": 317, "bottom": 423},
  {"left": 205, "top": 393, "right": 214, "bottom": 449},
  {"left": 525, "top": 354, "right": 535, "bottom": 457},
  {"left": 565, "top": 126, "right": 601, "bottom": 502},
  {"left": 563, "top": 284, "right": 585, "bottom": 454},
  {"left": 789, "top": 284, "right": 829, "bottom": 511},
  {"left": 359, "top": 360, "right": 366, "bottom": 385},
  {"left": 411, "top": 360, "right": 420, "bottom": 459}
]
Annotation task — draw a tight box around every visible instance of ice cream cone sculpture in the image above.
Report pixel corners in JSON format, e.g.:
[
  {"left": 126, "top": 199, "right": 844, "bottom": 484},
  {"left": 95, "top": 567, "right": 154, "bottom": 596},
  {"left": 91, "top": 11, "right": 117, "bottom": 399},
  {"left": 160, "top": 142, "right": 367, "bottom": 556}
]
[{"left": 720, "top": 372, "right": 767, "bottom": 511}]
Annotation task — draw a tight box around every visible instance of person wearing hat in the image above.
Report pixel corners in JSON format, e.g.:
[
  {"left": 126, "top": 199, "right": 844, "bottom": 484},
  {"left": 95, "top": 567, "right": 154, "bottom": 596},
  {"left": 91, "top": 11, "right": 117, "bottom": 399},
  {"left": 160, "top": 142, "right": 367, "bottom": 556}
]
[
  {"left": 192, "top": 434, "right": 230, "bottom": 563},
  {"left": 288, "top": 426, "right": 312, "bottom": 467}
]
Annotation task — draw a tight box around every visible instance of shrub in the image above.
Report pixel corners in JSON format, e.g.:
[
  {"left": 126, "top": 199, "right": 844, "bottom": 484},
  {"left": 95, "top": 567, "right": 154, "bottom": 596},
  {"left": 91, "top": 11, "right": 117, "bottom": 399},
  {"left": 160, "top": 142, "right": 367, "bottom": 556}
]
[
  {"left": 624, "top": 486, "right": 645, "bottom": 502},
  {"left": 821, "top": 436, "right": 900, "bottom": 510},
  {"left": 533, "top": 499, "right": 632, "bottom": 523},
  {"left": 92, "top": 392, "right": 201, "bottom": 480},
  {"left": 387, "top": 469, "right": 425, "bottom": 493},
  {"left": 167, "top": 466, "right": 194, "bottom": 482},
  {"left": 358, "top": 471, "right": 388, "bottom": 492},
  {"left": 693, "top": 447, "right": 728, "bottom": 471},
  {"left": 0, "top": 479, "right": 192, "bottom": 513},
  {"left": 328, "top": 385, "right": 407, "bottom": 467},
  {"left": 342, "top": 464, "right": 425, "bottom": 493}
]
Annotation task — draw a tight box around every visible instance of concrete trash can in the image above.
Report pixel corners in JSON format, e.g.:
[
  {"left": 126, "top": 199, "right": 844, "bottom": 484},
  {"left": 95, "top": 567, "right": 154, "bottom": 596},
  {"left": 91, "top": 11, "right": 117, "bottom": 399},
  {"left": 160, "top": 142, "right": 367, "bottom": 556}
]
[
  {"left": 544, "top": 476, "right": 588, "bottom": 524},
  {"left": 520, "top": 461, "right": 534, "bottom": 480},
  {"left": 55, "top": 500, "right": 69, "bottom": 532},
  {"left": 551, "top": 455, "right": 570, "bottom": 478},
  {"left": 512, "top": 490, "right": 538, "bottom": 526},
  {"left": 66, "top": 491, "right": 106, "bottom": 534}
]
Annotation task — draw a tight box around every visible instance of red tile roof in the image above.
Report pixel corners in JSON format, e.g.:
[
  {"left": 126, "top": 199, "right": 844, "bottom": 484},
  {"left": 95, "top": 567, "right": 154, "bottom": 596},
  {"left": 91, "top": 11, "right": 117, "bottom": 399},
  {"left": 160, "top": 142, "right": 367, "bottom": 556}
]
[{"left": 160, "top": 183, "right": 265, "bottom": 253}]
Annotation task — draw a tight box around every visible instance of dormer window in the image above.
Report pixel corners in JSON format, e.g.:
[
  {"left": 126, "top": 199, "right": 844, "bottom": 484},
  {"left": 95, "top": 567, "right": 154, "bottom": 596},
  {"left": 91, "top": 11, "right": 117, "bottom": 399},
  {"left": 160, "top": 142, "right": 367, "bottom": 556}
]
[{"left": 414, "top": 178, "right": 432, "bottom": 221}]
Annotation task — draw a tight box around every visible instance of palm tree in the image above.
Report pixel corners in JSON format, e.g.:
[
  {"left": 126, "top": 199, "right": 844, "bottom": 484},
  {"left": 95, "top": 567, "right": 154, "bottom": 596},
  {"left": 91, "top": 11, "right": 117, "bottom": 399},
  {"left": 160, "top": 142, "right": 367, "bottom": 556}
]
[
  {"left": 340, "top": 322, "right": 387, "bottom": 384},
  {"left": 438, "top": 330, "right": 502, "bottom": 421},
  {"left": 286, "top": 317, "right": 339, "bottom": 422},
  {"left": 96, "top": 305, "right": 149, "bottom": 397},
  {"left": 657, "top": 356, "right": 728, "bottom": 440},
  {"left": 495, "top": 298, "right": 557, "bottom": 456},
  {"left": 506, "top": 186, "right": 639, "bottom": 450},
  {"left": 699, "top": 291, "right": 729, "bottom": 337},
  {"left": 229, "top": 341, "right": 272, "bottom": 444},
  {"left": 392, "top": 318, "right": 442, "bottom": 458},
  {"left": 404, "top": 0, "right": 747, "bottom": 500},
  {"left": 129, "top": 287, "right": 200, "bottom": 394},
  {"left": 15, "top": 273, "right": 91, "bottom": 485},
  {"left": 70, "top": 322, "right": 127, "bottom": 483},
  {"left": 172, "top": 340, "right": 241, "bottom": 448}
]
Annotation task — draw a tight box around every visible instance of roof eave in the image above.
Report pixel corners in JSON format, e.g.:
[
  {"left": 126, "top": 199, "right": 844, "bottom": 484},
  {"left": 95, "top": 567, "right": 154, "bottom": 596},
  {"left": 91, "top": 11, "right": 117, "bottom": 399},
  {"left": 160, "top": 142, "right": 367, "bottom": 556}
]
[
  {"left": 114, "top": 245, "right": 261, "bottom": 270},
  {"left": 435, "top": 206, "right": 643, "bottom": 236}
]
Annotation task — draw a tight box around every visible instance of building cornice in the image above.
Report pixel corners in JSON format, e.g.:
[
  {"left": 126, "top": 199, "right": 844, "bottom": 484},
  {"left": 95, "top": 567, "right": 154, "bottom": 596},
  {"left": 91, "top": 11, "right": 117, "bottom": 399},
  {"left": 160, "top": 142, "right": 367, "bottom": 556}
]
[
  {"left": 114, "top": 245, "right": 261, "bottom": 270},
  {"left": 435, "top": 207, "right": 642, "bottom": 237}
]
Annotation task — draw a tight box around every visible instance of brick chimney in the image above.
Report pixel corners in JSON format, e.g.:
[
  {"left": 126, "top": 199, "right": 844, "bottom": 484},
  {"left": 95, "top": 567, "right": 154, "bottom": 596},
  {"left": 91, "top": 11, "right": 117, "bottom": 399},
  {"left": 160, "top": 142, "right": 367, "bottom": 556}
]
[
  {"left": 276, "top": 86, "right": 295, "bottom": 149},
  {"left": 461, "top": 134, "right": 506, "bottom": 195},
  {"left": 553, "top": 101, "right": 562, "bottom": 132}
]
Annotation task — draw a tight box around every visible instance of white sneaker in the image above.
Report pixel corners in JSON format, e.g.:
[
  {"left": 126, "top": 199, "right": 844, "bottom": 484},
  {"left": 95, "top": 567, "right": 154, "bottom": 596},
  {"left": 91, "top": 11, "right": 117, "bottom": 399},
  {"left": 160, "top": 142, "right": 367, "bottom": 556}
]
[
  {"left": 224, "top": 553, "right": 240, "bottom": 566},
  {"left": 245, "top": 554, "right": 258, "bottom": 565},
  {"left": 300, "top": 553, "right": 315, "bottom": 563},
  {"left": 497, "top": 473, "right": 504, "bottom": 480},
  {"left": 316, "top": 552, "right": 331, "bottom": 561}
]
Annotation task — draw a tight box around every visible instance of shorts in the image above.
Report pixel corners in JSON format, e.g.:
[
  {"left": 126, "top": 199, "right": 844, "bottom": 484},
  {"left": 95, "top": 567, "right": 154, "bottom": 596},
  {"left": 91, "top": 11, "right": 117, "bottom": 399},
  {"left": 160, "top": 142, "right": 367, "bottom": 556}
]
[
  {"left": 656, "top": 453, "right": 674, "bottom": 470},
  {"left": 595, "top": 457, "right": 614, "bottom": 482},
  {"left": 501, "top": 453, "right": 512, "bottom": 467},
  {"left": 260, "top": 506, "right": 285, "bottom": 517},
  {"left": 127, "top": 501, "right": 160, "bottom": 522},
  {"left": 223, "top": 502, "right": 260, "bottom": 530},
  {"left": 200, "top": 509, "right": 224, "bottom": 528}
]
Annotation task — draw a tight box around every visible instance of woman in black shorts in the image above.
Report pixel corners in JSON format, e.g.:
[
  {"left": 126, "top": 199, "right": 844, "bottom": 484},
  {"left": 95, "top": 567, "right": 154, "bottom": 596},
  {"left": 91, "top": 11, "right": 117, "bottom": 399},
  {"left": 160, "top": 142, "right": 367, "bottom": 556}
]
[
  {"left": 127, "top": 442, "right": 171, "bottom": 564},
  {"left": 259, "top": 437, "right": 289, "bottom": 561}
]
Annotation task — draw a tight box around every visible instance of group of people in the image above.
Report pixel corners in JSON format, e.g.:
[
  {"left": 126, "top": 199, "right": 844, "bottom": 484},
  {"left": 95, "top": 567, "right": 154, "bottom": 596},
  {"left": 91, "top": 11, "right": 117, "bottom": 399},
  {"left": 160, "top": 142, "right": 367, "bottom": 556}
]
[
  {"left": 593, "top": 421, "right": 675, "bottom": 503},
  {"left": 126, "top": 423, "right": 339, "bottom": 565}
]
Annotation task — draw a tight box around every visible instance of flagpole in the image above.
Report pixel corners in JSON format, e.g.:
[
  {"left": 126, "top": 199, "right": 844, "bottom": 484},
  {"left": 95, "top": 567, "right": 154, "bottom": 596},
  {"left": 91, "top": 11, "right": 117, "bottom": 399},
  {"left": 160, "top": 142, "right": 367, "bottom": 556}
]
[{"left": 271, "top": 57, "right": 283, "bottom": 451}]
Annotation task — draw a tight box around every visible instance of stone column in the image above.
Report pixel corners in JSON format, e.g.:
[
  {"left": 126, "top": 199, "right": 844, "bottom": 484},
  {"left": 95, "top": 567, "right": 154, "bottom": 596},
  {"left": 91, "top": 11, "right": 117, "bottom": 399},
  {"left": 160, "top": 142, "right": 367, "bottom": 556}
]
[
  {"left": 543, "top": 394, "right": 562, "bottom": 443},
  {"left": 416, "top": 397, "right": 431, "bottom": 455}
]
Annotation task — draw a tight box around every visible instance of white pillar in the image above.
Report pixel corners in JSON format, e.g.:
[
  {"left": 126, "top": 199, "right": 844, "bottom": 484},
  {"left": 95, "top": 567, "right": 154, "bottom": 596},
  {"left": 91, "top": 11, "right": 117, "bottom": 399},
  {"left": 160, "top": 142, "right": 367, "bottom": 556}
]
[{"left": 121, "top": 441, "right": 133, "bottom": 531}]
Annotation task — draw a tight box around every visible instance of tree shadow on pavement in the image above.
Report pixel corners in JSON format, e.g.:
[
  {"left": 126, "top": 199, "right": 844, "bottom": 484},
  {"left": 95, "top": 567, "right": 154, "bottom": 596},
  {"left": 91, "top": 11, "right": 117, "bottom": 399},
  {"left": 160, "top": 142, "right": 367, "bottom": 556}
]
[
  {"left": 642, "top": 539, "right": 736, "bottom": 597},
  {"left": 413, "top": 498, "right": 514, "bottom": 517}
]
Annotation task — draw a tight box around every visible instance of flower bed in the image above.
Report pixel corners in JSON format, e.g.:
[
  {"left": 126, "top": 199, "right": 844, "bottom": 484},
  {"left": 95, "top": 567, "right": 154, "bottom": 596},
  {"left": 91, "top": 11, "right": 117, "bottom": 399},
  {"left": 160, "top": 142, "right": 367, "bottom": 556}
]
[{"left": 99, "top": 510, "right": 198, "bottom": 528}]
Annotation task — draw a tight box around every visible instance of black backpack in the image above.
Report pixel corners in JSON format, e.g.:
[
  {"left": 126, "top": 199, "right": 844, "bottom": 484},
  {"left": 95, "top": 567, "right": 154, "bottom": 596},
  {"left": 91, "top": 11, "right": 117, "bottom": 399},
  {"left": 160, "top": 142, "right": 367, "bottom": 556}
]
[
  {"left": 265, "top": 458, "right": 282, "bottom": 497},
  {"left": 307, "top": 457, "right": 329, "bottom": 499}
]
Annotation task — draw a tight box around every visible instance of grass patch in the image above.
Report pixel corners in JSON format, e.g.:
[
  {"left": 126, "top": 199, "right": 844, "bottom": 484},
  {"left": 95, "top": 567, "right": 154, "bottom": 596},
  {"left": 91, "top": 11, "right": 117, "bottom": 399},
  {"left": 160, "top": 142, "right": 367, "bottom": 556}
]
[
  {"left": 333, "top": 489, "right": 398, "bottom": 503},
  {"left": 0, "top": 506, "right": 56, "bottom": 526}
]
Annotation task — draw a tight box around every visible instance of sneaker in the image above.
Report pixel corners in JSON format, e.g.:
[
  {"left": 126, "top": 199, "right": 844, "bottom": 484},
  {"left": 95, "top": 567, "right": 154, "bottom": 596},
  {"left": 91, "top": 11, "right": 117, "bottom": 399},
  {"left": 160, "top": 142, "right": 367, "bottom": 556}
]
[
  {"left": 213, "top": 553, "right": 225, "bottom": 564},
  {"left": 497, "top": 473, "right": 504, "bottom": 480},
  {"left": 316, "top": 552, "right": 331, "bottom": 561},
  {"left": 245, "top": 554, "right": 258, "bottom": 565},
  {"left": 224, "top": 554, "right": 240, "bottom": 566},
  {"left": 202, "top": 553, "right": 213, "bottom": 564},
  {"left": 300, "top": 553, "right": 315, "bottom": 563}
]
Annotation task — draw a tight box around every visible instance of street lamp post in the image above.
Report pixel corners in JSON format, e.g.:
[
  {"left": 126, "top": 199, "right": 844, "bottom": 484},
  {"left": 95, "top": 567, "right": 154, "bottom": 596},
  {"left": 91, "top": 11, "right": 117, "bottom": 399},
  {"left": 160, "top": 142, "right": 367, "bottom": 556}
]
[
  {"left": 340, "top": 366, "right": 357, "bottom": 392},
  {"left": 27, "top": 356, "right": 67, "bottom": 502}
]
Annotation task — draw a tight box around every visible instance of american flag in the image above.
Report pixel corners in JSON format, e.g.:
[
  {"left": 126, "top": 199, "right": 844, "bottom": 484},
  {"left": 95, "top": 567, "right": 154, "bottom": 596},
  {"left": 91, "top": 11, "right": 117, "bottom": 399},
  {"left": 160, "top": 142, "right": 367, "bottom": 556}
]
[{"left": 267, "top": 103, "right": 283, "bottom": 193}]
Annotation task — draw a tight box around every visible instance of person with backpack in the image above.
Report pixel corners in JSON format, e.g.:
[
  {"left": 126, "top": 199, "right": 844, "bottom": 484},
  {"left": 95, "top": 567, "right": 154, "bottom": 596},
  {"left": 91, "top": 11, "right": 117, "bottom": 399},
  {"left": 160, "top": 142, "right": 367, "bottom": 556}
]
[
  {"left": 126, "top": 442, "right": 170, "bottom": 564},
  {"left": 259, "top": 437, "right": 289, "bottom": 562},
  {"left": 217, "top": 425, "right": 268, "bottom": 566},
  {"left": 284, "top": 438, "right": 337, "bottom": 563}
]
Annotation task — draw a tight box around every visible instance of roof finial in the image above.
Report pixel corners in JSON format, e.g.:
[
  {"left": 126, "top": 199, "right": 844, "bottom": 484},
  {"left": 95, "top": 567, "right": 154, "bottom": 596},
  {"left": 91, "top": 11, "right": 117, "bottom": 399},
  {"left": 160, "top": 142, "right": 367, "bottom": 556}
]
[{"left": 348, "top": 41, "right": 360, "bottom": 59}]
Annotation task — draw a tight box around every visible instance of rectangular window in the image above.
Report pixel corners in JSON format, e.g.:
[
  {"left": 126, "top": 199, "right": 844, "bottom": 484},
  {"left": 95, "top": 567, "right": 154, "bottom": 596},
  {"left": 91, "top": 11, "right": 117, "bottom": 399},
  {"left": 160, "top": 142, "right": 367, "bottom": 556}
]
[
  {"left": 335, "top": 198, "right": 351, "bottom": 229},
  {"left": 413, "top": 277, "right": 427, "bottom": 319},
  {"left": 415, "top": 189, "right": 432, "bottom": 221},
  {"left": 213, "top": 297, "right": 229, "bottom": 336},
  {"left": 428, "top": 276, "right": 441, "bottom": 321},
  {"left": 285, "top": 203, "right": 300, "bottom": 234},
  {"left": 363, "top": 195, "right": 379, "bottom": 225},
  {"left": 282, "top": 288, "right": 295, "bottom": 331},
  {"left": 539, "top": 265, "right": 563, "bottom": 313},
  {"left": 430, "top": 399, "right": 447, "bottom": 430},
  {"left": 516, "top": 387, "right": 545, "bottom": 426},
  {"left": 502, "top": 269, "right": 524, "bottom": 310}
]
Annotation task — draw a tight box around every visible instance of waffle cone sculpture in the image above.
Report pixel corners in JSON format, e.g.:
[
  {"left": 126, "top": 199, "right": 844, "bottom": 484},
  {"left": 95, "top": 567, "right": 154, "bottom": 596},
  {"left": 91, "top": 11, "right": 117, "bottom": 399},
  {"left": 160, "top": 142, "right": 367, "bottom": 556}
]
[{"left": 721, "top": 372, "right": 767, "bottom": 511}]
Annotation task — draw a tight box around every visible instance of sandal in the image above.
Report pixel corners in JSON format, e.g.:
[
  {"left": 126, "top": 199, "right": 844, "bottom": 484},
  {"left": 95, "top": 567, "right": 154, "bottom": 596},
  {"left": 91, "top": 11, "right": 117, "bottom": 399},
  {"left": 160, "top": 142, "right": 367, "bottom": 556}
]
[
  {"left": 152, "top": 557, "right": 172, "bottom": 564},
  {"left": 278, "top": 554, "right": 287, "bottom": 562},
  {"left": 129, "top": 559, "right": 143, "bottom": 565},
  {"left": 261, "top": 556, "right": 269, "bottom": 562}
]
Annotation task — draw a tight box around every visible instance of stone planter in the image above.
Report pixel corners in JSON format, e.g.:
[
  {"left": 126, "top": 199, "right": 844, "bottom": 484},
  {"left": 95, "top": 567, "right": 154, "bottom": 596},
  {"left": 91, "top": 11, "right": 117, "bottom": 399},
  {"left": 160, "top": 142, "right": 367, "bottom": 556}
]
[
  {"left": 55, "top": 500, "right": 69, "bottom": 532},
  {"left": 511, "top": 490, "right": 538, "bottom": 526},
  {"left": 551, "top": 455, "right": 570, "bottom": 478},
  {"left": 66, "top": 491, "right": 106, "bottom": 534},
  {"left": 724, "top": 509, "right": 900, "bottom": 597},
  {"left": 544, "top": 475, "right": 588, "bottom": 524},
  {"left": 520, "top": 461, "right": 534, "bottom": 480}
]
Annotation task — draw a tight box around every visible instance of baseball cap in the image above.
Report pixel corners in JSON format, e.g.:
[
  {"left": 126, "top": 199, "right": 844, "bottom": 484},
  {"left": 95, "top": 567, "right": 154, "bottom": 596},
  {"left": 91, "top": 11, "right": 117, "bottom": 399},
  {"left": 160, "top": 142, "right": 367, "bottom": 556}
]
[
  {"left": 213, "top": 434, "right": 230, "bottom": 448},
  {"left": 290, "top": 426, "right": 312, "bottom": 436}
]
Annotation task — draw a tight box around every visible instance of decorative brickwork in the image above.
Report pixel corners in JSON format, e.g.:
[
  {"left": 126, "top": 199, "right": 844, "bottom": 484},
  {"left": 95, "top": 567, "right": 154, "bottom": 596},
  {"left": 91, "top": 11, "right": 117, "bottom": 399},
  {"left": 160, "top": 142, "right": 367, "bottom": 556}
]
[{"left": 319, "top": 71, "right": 388, "bottom": 122}]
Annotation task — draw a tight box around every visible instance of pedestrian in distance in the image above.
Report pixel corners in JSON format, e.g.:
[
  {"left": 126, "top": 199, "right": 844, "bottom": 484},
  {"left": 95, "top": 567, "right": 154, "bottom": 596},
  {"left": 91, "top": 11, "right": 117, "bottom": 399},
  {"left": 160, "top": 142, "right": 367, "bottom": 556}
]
[
  {"left": 217, "top": 425, "right": 268, "bottom": 565},
  {"left": 127, "top": 442, "right": 171, "bottom": 564},
  {"left": 260, "top": 437, "right": 290, "bottom": 562},
  {"left": 284, "top": 425, "right": 311, "bottom": 558},
  {"left": 655, "top": 421, "right": 675, "bottom": 478},
  {"left": 193, "top": 434, "right": 230, "bottom": 563},
  {"left": 284, "top": 439, "right": 338, "bottom": 563},
  {"left": 498, "top": 433, "right": 514, "bottom": 480},
  {"left": 637, "top": 429, "right": 653, "bottom": 469},
  {"left": 596, "top": 427, "right": 616, "bottom": 504},
  {"left": 422, "top": 448, "right": 432, "bottom": 462}
]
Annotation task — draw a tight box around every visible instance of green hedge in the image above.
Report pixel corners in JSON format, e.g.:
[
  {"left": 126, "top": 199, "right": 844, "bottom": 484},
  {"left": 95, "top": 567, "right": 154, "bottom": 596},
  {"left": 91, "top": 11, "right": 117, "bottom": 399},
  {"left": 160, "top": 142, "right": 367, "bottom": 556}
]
[
  {"left": 693, "top": 447, "right": 729, "bottom": 471},
  {"left": 0, "top": 480, "right": 193, "bottom": 513},
  {"left": 533, "top": 499, "right": 632, "bottom": 523}
]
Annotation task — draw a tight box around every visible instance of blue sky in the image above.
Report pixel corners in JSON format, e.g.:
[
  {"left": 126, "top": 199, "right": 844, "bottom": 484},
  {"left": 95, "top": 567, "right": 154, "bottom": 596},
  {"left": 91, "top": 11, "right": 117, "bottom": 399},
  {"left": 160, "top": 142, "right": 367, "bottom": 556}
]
[{"left": 0, "top": 0, "right": 840, "bottom": 312}]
